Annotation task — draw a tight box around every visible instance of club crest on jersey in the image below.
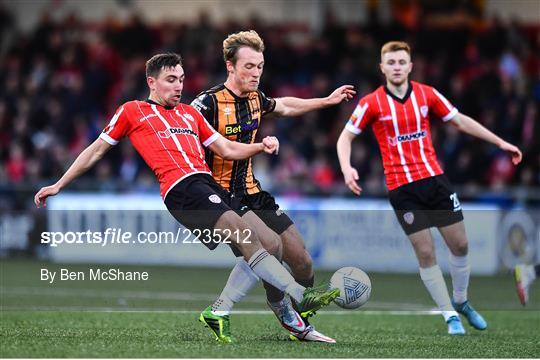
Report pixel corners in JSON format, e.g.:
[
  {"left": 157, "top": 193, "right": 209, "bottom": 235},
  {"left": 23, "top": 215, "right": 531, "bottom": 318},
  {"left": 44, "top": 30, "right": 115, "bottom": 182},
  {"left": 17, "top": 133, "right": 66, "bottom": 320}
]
[
  {"left": 158, "top": 128, "right": 198, "bottom": 139},
  {"left": 208, "top": 194, "right": 222, "bottom": 204},
  {"left": 403, "top": 212, "right": 415, "bottom": 224},
  {"left": 420, "top": 105, "right": 429, "bottom": 118},
  {"left": 224, "top": 121, "right": 259, "bottom": 136},
  {"left": 388, "top": 130, "right": 427, "bottom": 146}
]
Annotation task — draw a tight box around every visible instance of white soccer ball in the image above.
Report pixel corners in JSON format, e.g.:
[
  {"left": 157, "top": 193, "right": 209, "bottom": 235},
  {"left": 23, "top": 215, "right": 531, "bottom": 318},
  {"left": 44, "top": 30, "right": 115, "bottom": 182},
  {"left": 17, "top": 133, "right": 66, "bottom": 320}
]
[{"left": 330, "top": 266, "right": 371, "bottom": 309}]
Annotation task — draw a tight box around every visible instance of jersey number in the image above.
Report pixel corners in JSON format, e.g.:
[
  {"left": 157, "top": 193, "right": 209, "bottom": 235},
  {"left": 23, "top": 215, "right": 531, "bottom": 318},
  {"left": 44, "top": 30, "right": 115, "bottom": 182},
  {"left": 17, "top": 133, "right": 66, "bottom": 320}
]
[{"left": 450, "top": 193, "right": 461, "bottom": 212}]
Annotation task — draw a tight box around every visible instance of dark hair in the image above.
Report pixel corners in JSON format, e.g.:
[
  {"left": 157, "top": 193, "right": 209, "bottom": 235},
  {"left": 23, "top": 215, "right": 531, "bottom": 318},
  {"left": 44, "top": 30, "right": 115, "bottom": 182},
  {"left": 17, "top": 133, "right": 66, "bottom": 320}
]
[{"left": 145, "top": 53, "right": 183, "bottom": 78}]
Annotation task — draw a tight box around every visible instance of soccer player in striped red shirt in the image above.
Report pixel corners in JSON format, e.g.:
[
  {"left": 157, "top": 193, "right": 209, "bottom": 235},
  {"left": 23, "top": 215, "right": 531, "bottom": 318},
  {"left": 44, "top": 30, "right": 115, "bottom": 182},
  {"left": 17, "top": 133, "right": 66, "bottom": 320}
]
[
  {"left": 34, "top": 54, "right": 340, "bottom": 342},
  {"left": 337, "top": 41, "right": 522, "bottom": 335}
]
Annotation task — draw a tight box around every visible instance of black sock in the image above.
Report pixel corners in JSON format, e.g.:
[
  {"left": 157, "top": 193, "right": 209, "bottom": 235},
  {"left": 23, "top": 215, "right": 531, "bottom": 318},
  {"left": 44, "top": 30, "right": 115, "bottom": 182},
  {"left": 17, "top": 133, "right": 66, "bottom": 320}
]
[
  {"left": 535, "top": 264, "right": 540, "bottom": 277},
  {"left": 263, "top": 280, "right": 285, "bottom": 303},
  {"left": 297, "top": 275, "right": 314, "bottom": 288}
]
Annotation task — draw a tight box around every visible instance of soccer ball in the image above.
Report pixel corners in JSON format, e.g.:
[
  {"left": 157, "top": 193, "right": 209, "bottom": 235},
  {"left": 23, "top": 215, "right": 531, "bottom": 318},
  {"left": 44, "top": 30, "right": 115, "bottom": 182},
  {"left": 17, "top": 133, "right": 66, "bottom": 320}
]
[{"left": 330, "top": 267, "right": 371, "bottom": 309}]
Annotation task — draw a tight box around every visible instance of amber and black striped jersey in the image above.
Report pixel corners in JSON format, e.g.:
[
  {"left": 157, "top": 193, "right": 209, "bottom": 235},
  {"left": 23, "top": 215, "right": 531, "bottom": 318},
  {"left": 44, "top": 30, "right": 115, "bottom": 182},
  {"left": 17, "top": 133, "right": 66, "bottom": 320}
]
[{"left": 191, "top": 84, "right": 276, "bottom": 196}]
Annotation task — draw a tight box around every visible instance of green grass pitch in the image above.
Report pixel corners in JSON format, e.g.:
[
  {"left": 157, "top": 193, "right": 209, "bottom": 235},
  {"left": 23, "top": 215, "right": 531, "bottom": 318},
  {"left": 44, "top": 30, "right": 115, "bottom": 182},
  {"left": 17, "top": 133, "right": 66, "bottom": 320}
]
[{"left": 1, "top": 259, "right": 538, "bottom": 357}]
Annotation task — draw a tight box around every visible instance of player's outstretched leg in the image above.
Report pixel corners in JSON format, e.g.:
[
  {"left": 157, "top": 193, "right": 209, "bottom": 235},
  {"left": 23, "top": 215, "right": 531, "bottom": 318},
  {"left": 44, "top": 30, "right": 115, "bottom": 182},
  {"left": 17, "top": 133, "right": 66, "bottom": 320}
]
[
  {"left": 280, "top": 225, "right": 315, "bottom": 321},
  {"left": 199, "top": 306, "right": 232, "bottom": 343},
  {"left": 199, "top": 211, "right": 339, "bottom": 342},
  {"left": 275, "top": 224, "right": 337, "bottom": 341}
]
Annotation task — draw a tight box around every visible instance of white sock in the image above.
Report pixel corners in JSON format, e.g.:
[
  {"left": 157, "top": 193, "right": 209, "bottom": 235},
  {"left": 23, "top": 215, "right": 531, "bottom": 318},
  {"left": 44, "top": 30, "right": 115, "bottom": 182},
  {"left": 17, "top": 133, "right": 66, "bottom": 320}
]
[
  {"left": 248, "top": 248, "right": 305, "bottom": 303},
  {"left": 448, "top": 254, "right": 470, "bottom": 304},
  {"left": 419, "top": 265, "right": 458, "bottom": 321},
  {"left": 212, "top": 257, "right": 259, "bottom": 315}
]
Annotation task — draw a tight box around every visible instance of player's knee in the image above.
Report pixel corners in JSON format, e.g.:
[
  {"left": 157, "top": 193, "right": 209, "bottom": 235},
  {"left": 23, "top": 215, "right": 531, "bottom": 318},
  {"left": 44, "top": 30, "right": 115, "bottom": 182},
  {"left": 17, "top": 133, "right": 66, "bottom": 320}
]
[
  {"left": 417, "top": 247, "right": 435, "bottom": 265},
  {"left": 452, "top": 240, "right": 468, "bottom": 256},
  {"left": 251, "top": 221, "right": 282, "bottom": 257},
  {"left": 290, "top": 250, "right": 313, "bottom": 278},
  {"left": 263, "top": 232, "right": 282, "bottom": 258},
  {"left": 216, "top": 212, "right": 261, "bottom": 249}
]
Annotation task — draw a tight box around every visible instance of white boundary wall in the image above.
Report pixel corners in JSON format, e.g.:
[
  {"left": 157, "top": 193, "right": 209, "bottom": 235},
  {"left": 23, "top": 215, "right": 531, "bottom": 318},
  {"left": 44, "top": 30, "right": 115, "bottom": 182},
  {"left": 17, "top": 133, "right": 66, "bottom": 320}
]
[{"left": 44, "top": 193, "right": 508, "bottom": 274}]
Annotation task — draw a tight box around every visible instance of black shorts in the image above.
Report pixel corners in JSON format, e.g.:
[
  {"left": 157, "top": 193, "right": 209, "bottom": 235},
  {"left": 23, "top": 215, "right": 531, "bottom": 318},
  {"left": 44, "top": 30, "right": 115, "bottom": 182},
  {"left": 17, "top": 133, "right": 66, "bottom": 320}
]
[
  {"left": 388, "top": 175, "right": 464, "bottom": 235},
  {"left": 164, "top": 173, "right": 238, "bottom": 250},
  {"left": 235, "top": 190, "right": 294, "bottom": 235}
]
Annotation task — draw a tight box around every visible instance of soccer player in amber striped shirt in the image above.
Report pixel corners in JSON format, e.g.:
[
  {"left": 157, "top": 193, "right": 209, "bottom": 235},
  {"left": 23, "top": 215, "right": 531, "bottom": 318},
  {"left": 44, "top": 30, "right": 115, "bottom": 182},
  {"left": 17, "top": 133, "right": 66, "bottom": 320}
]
[
  {"left": 193, "top": 30, "right": 355, "bottom": 343},
  {"left": 337, "top": 41, "right": 522, "bottom": 335}
]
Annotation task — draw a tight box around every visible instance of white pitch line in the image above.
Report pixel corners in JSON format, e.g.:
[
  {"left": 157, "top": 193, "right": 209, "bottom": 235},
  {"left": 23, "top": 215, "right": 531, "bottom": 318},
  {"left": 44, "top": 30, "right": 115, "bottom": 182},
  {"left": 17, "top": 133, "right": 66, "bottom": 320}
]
[
  {"left": 0, "top": 306, "right": 440, "bottom": 315},
  {"left": 1, "top": 286, "right": 431, "bottom": 311},
  {"left": 1, "top": 286, "right": 262, "bottom": 303}
]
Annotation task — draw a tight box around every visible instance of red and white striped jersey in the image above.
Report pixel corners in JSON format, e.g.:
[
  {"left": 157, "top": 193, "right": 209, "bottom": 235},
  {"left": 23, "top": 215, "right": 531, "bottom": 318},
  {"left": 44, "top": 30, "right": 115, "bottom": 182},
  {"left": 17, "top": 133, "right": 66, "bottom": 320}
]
[
  {"left": 345, "top": 81, "right": 458, "bottom": 190},
  {"left": 100, "top": 100, "right": 220, "bottom": 198}
]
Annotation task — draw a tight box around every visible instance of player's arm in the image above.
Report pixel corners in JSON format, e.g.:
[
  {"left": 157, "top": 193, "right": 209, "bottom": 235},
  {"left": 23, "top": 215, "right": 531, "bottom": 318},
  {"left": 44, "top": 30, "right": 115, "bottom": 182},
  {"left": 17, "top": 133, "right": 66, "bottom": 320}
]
[
  {"left": 208, "top": 135, "right": 279, "bottom": 160},
  {"left": 337, "top": 128, "right": 362, "bottom": 196},
  {"left": 449, "top": 112, "right": 522, "bottom": 165},
  {"left": 34, "top": 138, "right": 113, "bottom": 207},
  {"left": 273, "top": 85, "right": 355, "bottom": 117}
]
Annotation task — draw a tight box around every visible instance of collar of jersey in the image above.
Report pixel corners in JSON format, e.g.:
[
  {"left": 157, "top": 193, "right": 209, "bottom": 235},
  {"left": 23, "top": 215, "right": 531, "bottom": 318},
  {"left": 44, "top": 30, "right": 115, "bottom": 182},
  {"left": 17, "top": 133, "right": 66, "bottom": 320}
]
[
  {"left": 145, "top": 98, "right": 175, "bottom": 110},
  {"left": 384, "top": 81, "right": 412, "bottom": 104},
  {"left": 223, "top": 84, "right": 254, "bottom": 100}
]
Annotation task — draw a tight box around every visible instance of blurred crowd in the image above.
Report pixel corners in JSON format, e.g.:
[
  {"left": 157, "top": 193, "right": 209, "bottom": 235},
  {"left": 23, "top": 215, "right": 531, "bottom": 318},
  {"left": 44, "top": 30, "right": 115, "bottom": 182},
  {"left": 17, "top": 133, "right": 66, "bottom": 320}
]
[{"left": 1, "top": 1, "right": 539, "bottom": 204}]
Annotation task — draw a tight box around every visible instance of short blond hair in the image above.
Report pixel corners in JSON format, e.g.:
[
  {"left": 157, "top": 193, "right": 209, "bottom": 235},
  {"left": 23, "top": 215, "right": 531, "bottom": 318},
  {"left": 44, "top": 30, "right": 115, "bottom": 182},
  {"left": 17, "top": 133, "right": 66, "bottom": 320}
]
[
  {"left": 381, "top": 41, "right": 411, "bottom": 60},
  {"left": 223, "top": 30, "right": 265, "bottom": 64}
]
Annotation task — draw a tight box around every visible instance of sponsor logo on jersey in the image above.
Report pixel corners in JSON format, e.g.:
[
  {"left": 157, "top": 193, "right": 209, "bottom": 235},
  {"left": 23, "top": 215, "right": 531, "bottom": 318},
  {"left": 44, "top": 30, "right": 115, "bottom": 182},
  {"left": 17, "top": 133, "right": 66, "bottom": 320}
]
[
  {"left": 223, "top": 107, "right": 233, "bottom": 116},
  {"left": 224, "top": 121, "right": 259, "bottom": 136},
  {"left": 158, "top": 128, "right": 198, "bottom": 139},
  {"left": 208, "top": 194, "right": 222, "bottom": 204},
  {"left": 379, "top": 115, "right": 393, "bottom": 121},
  {"left": 388, "top": 130, "right": 427, "bottom": 146}
]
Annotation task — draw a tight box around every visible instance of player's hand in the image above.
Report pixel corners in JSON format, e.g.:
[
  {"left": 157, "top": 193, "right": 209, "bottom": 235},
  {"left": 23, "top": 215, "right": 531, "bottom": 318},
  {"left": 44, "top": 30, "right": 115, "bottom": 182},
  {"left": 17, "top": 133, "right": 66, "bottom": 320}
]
[
  {"left": 34, "top": 184, "right": 60, "bottom": 208},
  {"left": 500, "top": 141, "right": 522, "bottom": 165},
  {"left": 262, "top": 136, "right": 279, "bottom": 155},
  {"left": 326, "top": 85, "right": 356, "bottom": 105},
  {"left": 342, "top": 167, "right": 362, "bottom": 196}
]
